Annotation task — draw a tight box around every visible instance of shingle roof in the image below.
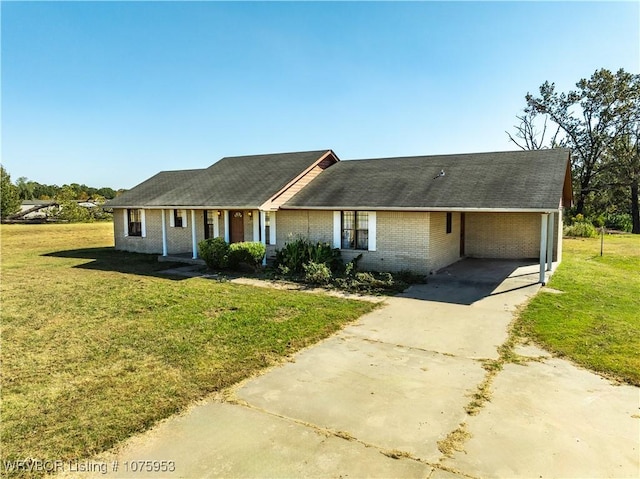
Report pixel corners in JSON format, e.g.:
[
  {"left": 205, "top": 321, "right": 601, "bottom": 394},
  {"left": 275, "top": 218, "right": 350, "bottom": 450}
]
[
  {"left": 105, "top": 150, "right": 333, "bottom": 208},
  {"left": 104, "top": 170, "right": 203, "bottom": 208},
  {"left": 283, "top": 149, "right": 571, "bottom": 211}
]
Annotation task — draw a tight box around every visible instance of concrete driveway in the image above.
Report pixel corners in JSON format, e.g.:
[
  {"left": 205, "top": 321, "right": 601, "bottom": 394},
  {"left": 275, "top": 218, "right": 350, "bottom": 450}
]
[{"left": 76, "top": 260, "right": 639, "bottom": 478}]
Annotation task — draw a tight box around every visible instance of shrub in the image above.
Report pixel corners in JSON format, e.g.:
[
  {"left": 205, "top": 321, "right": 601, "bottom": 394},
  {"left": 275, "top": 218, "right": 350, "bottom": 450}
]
[
  {"left": 54, "top": 200, "right": 92, "bottom": 222},
  {"left": 275, "top": 237, "right": 342, "bottom": 274},
  {"left": 564, "top": 222, "right": 597, "bottom": 238},
  {"left": 604, "top": 213, "right": 632, "bottom": 232},
  {"left": 198, "top": 237, "right": 230, "bottom": 270},
  {"left": 228, "top": 242, "right": 266, "bottom": 270},
  {"left": 303, "top": 261, "right": 332, "bottom": 285}
]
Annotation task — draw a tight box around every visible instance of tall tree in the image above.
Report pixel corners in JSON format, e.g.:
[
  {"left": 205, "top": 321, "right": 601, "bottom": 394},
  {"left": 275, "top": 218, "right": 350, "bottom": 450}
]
[
  {"left": 16, "top": 176, "right": 35, "bottom": 200},
  {"left": 1, "top": 166, "right": 21, "bottom": 219},
  {"left": 525, "top": 68, "right": 640, "bottom": 215},
  {"left": 506, "top": 110, "right": 562, "bottom": 150},
  {"left": 604, "top": 127, "right": 640, "bottom": 233}
]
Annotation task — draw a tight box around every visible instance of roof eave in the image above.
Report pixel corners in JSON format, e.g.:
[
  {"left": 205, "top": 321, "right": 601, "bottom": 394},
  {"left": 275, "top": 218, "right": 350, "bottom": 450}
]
[{"left": 279, "top": 206, "right": 561, "bottom": 213}]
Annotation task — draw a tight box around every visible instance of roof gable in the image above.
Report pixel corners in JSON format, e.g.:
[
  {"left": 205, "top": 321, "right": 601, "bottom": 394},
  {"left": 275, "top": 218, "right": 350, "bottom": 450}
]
[
  {"left": 105, "top": 150, "right": 337, "bottom": 209},
  {"left": 283, "top": 149, "right": 572, "bottom": 211}
]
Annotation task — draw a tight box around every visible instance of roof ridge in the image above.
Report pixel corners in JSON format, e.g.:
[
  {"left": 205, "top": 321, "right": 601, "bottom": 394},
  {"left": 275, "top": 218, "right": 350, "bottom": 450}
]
[{"left": 344, "top": 148, "right": 570, "bottom": 163}]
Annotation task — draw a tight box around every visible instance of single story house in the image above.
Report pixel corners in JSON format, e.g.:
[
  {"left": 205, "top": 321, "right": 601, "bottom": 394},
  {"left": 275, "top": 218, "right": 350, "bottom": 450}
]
[{"left": 105, "top": 148, "right": 572, "bottom": 283}]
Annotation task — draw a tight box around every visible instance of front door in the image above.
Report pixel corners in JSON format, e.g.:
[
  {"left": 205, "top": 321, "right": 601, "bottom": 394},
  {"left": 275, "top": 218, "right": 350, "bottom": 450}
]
[{"left": 229, "top": 211, "right": 244, "bottom": 243}]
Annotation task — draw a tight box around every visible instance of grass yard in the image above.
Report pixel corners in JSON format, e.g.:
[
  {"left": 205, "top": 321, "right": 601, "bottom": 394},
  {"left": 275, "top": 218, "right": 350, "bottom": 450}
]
[
  {"left": 516, "top": 234, "right": 640, "bottom": 386},
  {"left": 0, "top": 223, "right": 376, "bottom": 477}
]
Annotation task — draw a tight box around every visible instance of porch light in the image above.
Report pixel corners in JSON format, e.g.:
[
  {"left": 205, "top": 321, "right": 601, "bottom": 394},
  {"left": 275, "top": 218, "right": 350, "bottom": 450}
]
[
  {"left": 217, "top": 210, "right": 221, "bottom": 217},
  {"left": 248, "top": 211, "right": 253, "bottom": 218}
]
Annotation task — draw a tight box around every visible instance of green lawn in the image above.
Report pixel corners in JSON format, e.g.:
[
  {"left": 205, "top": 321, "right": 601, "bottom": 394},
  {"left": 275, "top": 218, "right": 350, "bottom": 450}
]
[
  {"left": 516, "top": 234, "right": 640, "bottom": 385},
  {"left": 0, "top": 223, "right": 376, "bottom": 476}
]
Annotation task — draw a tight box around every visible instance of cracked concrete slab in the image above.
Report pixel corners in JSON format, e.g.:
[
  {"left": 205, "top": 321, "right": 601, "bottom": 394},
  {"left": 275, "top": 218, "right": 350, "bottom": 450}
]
[
  {"left": 342, "top": 296, "right": 513, "bottom": 359},
  {"left": 237, "top": 334, "right": 486, "bottom": 462},
  {"left": 443, "top": 358, "right": 640, "bottom": 478},
  {"left": 71, "top": 401, "right": 431, "bottom": 478}
]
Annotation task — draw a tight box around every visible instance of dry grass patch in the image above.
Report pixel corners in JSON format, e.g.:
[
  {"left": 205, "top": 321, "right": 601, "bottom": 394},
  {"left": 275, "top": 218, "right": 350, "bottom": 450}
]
[{"left": 1, "top": 223, "right": 375, "bottom": 477}]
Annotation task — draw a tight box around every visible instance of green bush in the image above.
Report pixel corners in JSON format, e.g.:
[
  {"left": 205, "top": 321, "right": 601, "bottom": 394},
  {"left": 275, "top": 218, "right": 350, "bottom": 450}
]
[
  {"left": 564, "top": 222, "right": 598, "bottom": 238},
  {"left": 228, "top": 242, "right": 266, "bottom": 269},
  {"left": 303, "top": 261, "right": 332, "bottom": 285},
  {"left": 604, "top": 213, "right": 632, "bottom": 232},
  {"left": 275, "top": 237, "right": 342, "bottom": 274},
  {"left": 198, "top": 237, "right": 230, "bottom": 270}
]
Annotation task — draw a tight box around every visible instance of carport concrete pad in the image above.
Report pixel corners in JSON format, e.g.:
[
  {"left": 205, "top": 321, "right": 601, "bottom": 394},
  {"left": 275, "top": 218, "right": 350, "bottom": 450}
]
[
  {"left": 237, "top": 334, "right": 486, "bottom": 463},
  {"left": 444, "top": 358, "right": 640, "bottom": 478}
]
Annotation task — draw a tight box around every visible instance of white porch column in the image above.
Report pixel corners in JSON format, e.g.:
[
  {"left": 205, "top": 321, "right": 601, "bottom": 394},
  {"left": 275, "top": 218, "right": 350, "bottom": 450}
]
[
  {"left": 259, "top": 210, "right": 267, "bottom": 266},
  {"left": 539, "top": 213, "right": 549, "bottom": 284},
  {"left": 161, "top": 209, "right": 168, "bottom": 256},
  {"left": 223, "top": 210, "right": 229, "bottom": 243},
  {"left": 191, "top": 210, "right": 197, "bottom": 259},
  {"left": 546, "top": 212, "right": 555, "bottom": 272}
]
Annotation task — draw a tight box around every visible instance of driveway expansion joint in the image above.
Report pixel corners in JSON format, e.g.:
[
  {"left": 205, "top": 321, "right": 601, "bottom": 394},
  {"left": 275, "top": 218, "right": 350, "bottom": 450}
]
[
  {"left": 339, "top": 333, "right": 496, "bottom": 362},
  {"left": 222, "top": 394, "right": 441, "bottom": 470}
]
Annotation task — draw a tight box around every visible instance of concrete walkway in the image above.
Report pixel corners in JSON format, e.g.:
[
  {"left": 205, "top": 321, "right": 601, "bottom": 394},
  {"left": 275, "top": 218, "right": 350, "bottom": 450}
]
[{"left": 73, "top": 261, "right": 639, "bottom": 478}]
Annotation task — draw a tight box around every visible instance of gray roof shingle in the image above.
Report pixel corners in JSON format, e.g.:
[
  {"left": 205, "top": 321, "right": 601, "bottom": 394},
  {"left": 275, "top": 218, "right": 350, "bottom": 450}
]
[
  {"left": 105, "top": 150, "right": 332, "bottom": 208},
  {"left": 283, "top": 149, "right": 571, "bottom": 211},
  {"left": 104, "top": 169, "right": 203, "bottom": 208}
]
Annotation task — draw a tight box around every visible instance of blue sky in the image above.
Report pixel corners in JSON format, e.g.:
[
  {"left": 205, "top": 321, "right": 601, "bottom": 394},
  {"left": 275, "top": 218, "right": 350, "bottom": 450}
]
[{"left": 2, "top": 1, "right": 638, "bottom": 190}]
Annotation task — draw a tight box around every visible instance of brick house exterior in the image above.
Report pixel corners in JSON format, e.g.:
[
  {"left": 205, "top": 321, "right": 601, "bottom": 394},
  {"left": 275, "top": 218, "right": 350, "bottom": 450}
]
[{"left": 105, "top": 148, "right": 572, "bottom": 281}]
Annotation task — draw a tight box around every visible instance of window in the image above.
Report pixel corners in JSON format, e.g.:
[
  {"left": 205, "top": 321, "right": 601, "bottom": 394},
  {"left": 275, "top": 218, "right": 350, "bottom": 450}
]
[
  {"left": 204, "top": 210, "right": 216, "bottom": 239},
  {"left": 264, "top": 212, "right": 271, "bottom": 245},
  {"left": 127, "top": 209, "right": 142, "bottom": 237},
  {"left": 342, "top": 211, "right": 368, "bottom": 250},
  {"left": 173, "top": 209, "right": 184, "bottom": 228},
  {"left": 446, "top": 212, "right": 453, "bottom": 234}
]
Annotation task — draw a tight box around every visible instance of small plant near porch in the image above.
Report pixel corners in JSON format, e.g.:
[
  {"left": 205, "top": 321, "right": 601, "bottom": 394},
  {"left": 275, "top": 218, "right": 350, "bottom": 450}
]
[{"left": 198, "top": 238, "right": 265, "bottom": 271}]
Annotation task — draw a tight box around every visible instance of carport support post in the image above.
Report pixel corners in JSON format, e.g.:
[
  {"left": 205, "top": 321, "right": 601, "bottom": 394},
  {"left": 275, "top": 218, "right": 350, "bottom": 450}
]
[
  {"left": 539, "top": 213, "right": 549, "bottom": 285},
  {"left": 546, "top": 212, "right": 555, "bottom": 272},
  {"left": 191, "top": 210, "right": 197, "bottom": 259},
  {"left": 161, "top": 209, "right": 168, "bottom": 257}
]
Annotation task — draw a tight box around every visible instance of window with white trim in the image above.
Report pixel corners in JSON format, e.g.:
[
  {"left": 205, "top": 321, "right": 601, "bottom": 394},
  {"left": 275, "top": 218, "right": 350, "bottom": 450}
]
[
  {"left": 174, "top": 209, "right": 183, "bottom": 227},
  {"left": 127, "top": 209, "right": 142, "bottom": 237},
  {"left": 170, "top": 209, "right": 188, "bottom": 228},
  {"left": 342, "top": 211, "right": 369, "bottom": 250}
]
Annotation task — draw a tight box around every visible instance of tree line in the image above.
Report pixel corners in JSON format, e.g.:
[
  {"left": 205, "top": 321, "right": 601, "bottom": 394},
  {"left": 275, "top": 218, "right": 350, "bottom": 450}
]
[
  {"left": 1, "top": 166, "right": 124, "bottom": 220},
  {"left": 13, "top": 176, "right": 123, "bottom": 201},
  {"left": 507, "top": 68, "right": 639, "bottom": 234}
]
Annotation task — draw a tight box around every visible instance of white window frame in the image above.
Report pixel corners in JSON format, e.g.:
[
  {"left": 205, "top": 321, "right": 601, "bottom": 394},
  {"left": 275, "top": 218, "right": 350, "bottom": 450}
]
[
  {"left": 170, "top": 209, "right": 187, "bottom": 228},
  {"left": 123, "top": 208, "right": 146, "bottom": 238},
  {"left": 333, "top": 210, "right": 376, "bottom": 251}
]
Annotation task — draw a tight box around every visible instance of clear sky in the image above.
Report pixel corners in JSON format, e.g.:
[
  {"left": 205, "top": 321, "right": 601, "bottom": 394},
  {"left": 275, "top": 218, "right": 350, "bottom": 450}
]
[{"left": 2, "top": 1, "right": 638, "bottom": 190}]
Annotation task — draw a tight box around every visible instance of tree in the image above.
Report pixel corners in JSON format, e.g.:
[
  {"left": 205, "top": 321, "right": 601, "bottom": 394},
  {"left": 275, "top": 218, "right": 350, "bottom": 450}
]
[
  {"left": 16, "top": 176, "right": 36, "bottom": 200},
  {"left": 1, "top": 166, "right": 21, "bottom": 219},
  {"left": 524, "top": 68, "right": 640, "bottom": 216},
  {"left": 506, "top": 109, "right": 562, "bottom": 150},
  {"left": 603, "top": 128, "right": 640, "bottom": 233}
]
